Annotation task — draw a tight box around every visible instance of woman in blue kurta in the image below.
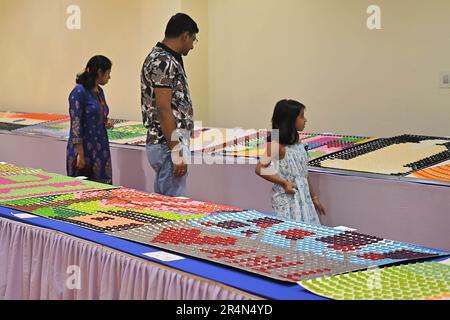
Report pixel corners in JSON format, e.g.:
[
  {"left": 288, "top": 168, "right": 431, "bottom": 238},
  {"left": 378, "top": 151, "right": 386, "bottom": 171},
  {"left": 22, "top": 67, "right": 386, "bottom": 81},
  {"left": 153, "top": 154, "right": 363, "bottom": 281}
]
[{"left": 67, "top": 55, "right": 114, "bottom": 184}]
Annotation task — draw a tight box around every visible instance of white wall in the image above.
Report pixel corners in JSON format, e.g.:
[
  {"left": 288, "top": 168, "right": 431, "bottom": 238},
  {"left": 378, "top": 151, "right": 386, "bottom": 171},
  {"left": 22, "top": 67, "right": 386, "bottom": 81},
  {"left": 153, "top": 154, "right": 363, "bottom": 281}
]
[
  {"left": 1, "top": 0, "right": 449, "bottom": 137},
  {"left": 0, "top": 0, "right": 209, "bottom": 123},
  {"left": 208, "top": 0, "right": 450, "bottom": 137}
]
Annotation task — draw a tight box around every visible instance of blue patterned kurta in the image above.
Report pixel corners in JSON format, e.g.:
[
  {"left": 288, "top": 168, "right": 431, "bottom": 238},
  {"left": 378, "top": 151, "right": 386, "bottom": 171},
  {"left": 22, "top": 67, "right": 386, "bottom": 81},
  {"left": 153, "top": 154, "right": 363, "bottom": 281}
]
[
  {"left": 271, "top": 143, "right": 321, "bottom": 224},
  {"left": 66, "top": 84, "right": 112, "bottom": 184}
]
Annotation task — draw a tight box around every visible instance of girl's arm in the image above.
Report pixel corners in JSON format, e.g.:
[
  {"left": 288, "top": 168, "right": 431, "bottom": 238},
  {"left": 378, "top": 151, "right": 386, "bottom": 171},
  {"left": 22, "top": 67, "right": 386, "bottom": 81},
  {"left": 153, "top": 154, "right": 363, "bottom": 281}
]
[
  {"left": 255, "top": 142, "right": 296, "bottom": 194},
  {"left": 307, "top": 176, "right": 326, "bottom": 215}
]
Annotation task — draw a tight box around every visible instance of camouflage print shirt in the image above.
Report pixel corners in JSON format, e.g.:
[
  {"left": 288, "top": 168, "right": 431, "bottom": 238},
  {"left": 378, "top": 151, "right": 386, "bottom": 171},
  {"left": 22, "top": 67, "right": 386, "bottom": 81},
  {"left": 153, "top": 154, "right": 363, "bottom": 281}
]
[{"left": 141, "top": 42, "right": 194, "bottom": 145}]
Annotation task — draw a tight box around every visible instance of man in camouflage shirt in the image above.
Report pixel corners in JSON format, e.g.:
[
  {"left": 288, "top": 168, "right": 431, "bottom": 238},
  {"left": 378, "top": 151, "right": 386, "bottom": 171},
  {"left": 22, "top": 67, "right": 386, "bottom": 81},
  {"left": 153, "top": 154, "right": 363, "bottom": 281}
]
[{"left": 141, "top": 13, "right": 198, "bottom": 197}]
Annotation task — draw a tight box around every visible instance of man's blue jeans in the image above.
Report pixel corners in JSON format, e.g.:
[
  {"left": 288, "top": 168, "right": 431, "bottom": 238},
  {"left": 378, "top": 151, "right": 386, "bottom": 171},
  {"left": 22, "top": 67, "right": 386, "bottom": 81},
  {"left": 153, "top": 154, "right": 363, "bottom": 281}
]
[{"left": 145, "top": 143, "right": 187, "bottom": 197}]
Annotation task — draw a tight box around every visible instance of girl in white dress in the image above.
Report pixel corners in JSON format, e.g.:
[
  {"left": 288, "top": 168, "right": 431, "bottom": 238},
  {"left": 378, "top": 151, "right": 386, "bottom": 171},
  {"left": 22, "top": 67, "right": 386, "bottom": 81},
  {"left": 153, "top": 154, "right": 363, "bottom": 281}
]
[{"left": 256, "top": 99, "right": 326, "bottom": 224}]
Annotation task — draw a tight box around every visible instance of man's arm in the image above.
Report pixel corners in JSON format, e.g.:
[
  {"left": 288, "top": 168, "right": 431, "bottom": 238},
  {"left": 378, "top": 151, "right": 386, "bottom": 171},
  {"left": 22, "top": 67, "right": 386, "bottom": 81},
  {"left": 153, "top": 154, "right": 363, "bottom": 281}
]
[
  {"left": 155, "top": 87, "right": 187, "bottom": 177},
  {"left": 154, "top": 87, "right": 178, "bottom": 150}
]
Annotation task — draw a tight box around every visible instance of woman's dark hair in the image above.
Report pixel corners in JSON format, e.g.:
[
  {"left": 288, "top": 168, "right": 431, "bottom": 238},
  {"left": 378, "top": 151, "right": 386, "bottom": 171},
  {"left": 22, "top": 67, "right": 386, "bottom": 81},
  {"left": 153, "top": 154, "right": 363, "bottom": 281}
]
[
  {"left": 165, "top": 13, "right": 199, "bottom": 38},
  {"left": 76, "top": 55, "right": 112, "bottom": 90},
  {"left": 271, "top": 99, "right": 306, "bottom": 145}
]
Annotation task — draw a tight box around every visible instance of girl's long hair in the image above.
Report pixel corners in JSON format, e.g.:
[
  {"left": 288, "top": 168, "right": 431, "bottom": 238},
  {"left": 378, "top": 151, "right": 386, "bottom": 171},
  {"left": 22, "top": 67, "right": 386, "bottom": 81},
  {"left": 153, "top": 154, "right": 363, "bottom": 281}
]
[{"left": 271, "top": 99, "right": 305, "bottom": 145}]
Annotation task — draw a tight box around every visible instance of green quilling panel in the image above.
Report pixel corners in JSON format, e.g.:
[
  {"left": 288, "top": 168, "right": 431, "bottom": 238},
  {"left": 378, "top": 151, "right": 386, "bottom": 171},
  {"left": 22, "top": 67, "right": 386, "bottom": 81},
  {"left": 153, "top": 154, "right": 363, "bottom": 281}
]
[
  {"left": 0, "top": 170, "right": 116, "bottom": 202},
  {"left": 299, "top": 262, "right": 450, "bottom": 300},
  {"left": 1, "top": 188, "right": 244, "bottom": 232}
]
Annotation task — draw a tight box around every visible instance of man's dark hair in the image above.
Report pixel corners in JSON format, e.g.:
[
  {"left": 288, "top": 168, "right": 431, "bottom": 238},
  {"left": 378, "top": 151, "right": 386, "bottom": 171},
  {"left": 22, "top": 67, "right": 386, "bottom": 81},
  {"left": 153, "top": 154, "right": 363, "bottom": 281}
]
[{"left": 165, "top": 13, "right": 199, "bottom": 38}]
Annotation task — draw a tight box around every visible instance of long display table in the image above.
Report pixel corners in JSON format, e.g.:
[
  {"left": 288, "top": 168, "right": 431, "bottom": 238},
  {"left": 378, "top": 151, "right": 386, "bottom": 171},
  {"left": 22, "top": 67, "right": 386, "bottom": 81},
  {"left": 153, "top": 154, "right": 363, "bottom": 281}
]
[{"left": 1, "top": 133, "right": 449, "bottom": 251}]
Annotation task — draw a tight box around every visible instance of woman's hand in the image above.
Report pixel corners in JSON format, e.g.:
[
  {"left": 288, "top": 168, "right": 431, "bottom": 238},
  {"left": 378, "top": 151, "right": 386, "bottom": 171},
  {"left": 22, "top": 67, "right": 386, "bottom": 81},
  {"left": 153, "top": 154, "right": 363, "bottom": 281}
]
[
  {"left": 76, "top": 153, "right": 86, "bottom": 170},
  {"left": 283, "top": 181, "right": 297, "bottom": 194},
  {"left": 312, "top": 197, "right": 326, "bottom": 216},
  {"left": 105, "top": 118, "right": 114, "bottom": 129}
]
